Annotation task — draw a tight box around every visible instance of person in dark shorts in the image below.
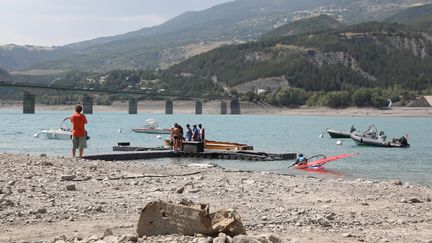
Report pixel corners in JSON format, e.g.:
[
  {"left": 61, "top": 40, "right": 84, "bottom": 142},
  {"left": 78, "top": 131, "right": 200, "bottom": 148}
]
[{"left": 171, "top": 123, "right": 181, "bottom": 151}]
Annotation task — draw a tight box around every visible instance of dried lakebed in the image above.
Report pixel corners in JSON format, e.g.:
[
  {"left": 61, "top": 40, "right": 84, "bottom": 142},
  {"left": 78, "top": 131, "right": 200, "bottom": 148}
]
[{"left": 1, "top": 153, "right": 432, "bottom": 242}]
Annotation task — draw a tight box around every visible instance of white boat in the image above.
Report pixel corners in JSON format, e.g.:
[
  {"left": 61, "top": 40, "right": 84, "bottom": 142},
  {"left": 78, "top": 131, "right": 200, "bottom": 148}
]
[
  {"left": 350, "top": 124, "right": 410, "bottom": 148},
  {"left": 37, "top": 128, "right": 72, "bottom": 140},
  {"left": 132, "top": 119, "right": 171, "bottom": 134},
  {"left": 34, "top": 120, "right": 72, "bottom": 140}
]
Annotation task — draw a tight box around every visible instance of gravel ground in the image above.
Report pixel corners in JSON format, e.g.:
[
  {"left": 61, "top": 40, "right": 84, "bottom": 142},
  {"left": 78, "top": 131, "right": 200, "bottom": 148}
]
[{"left": 1, "top": 153, "right": 432, "bottom": 243}]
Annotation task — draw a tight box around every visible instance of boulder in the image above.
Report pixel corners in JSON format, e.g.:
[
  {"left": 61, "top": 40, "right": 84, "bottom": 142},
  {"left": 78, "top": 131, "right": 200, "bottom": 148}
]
[
  {"left": 210, "top": 209, "right": 246, "bottom": 236},
  {"left": 136, "top": 200, "right": 245, "bottom": 237}
]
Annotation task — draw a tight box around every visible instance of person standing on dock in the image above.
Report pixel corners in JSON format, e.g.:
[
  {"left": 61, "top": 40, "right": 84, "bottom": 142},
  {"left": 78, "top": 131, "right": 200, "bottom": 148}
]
[
  {"left": 185, "top": 124, "right": 193, "bottom": 141},
  {"left": 198, "top": 124, "right": 205, "bottom": 142},
  {"left": 171, "top": 123, "right": 181, "bottom": 151},
  {"left": 64, "top": 104, "right": 88, "bottom": 159},
  {"left": 192, "top": 124, "right": 200, "bottom": 141}
]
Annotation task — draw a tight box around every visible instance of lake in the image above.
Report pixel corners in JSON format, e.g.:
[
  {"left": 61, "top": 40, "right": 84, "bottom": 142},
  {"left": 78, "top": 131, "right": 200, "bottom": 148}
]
[{"left": 1, "top": 109, "right": 431, "bottom": 185}]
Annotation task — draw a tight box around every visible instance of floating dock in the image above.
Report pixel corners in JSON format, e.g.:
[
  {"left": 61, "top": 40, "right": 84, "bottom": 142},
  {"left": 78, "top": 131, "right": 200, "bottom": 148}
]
[
  {"left": 112, "top": 146, "right": 170, "bottom": 152},
  {"left": 84, "top": 149, "right": 296, "bottom": 162}
]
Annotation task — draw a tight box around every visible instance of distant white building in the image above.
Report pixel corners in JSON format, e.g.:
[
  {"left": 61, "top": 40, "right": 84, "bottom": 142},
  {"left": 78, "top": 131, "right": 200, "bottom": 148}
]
[{"left": 256, "top": 89, "right": 267, "bottom": 95}]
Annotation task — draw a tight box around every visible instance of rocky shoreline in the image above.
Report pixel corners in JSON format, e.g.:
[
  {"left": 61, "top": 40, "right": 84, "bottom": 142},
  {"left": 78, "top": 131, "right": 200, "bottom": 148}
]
[{"left": 1, "top": 153, "right": 432, "bottom": 242}]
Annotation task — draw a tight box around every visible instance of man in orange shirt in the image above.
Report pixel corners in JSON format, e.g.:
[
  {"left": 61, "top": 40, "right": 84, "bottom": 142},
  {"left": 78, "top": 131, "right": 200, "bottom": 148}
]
[{"left": 64, "top": 104, "right": 88, "bottom": 158}]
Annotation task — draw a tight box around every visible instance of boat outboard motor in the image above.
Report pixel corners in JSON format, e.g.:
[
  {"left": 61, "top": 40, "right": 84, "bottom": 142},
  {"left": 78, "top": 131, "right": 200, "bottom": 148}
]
[{"left": 399, "top": 136, "right": 409, "bottom": 147}]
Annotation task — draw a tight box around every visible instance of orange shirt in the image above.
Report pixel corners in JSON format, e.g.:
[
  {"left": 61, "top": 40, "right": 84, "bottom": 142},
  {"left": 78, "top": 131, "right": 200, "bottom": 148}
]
[{"left": 70, "top": 113, "right": 87, "bottom": 137}]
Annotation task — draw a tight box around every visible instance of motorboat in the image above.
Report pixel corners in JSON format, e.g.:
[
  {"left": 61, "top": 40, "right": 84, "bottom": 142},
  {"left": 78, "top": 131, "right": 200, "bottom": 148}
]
[
  {"left": 350, "top": 124, "right": 410, "bottom": 148},
  {"left": 326, "top": 125, "right": 356, "bottom": 138},
  {"left": 132, "top": 119, "right": 171, "bottom": 134},
  {"left": 34, "top": 120, "right": 71, "bottom": 140},
  {"left": 36, "top": 128, "right": 72, "bottom": 140}
]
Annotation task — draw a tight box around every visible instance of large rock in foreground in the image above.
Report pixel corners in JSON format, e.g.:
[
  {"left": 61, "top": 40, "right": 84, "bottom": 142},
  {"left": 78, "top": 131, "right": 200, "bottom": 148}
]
[{"left": 137, "top": 200, "right": 245, "bottom": 237}]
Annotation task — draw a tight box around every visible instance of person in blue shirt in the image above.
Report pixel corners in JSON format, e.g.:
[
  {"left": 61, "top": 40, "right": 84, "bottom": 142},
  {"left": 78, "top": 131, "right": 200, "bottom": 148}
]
[{"left": 192, "top": 124, "right": 200, "bottom": 141}]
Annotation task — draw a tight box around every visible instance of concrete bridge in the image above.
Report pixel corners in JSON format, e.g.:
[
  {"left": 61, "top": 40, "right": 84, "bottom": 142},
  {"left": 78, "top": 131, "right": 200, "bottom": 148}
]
[{"left": 0, "top": 81, "right": 241, "bottom": 115}]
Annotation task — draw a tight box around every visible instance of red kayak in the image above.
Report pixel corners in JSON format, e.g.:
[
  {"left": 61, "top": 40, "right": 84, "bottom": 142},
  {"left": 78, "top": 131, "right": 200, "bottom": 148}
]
[{"left": 295, "top": 153, "right": 357, "bottom": 169}]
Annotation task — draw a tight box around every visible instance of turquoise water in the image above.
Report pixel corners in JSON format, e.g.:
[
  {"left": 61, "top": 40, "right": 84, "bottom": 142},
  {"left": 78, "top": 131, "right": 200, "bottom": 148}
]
[{"left": 1, "top": 109, "right": 431, "bottom": 185}]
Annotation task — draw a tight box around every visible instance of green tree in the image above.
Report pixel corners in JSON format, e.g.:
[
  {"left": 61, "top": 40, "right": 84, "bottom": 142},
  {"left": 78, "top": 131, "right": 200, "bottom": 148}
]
[
  {"left": 274, "top": 87, "right": 308, "bottom": 107},
  {"left": 352, "top": 88, "right": 372, "bottom": 107},
  {"left": 324, "top": 91, "right": 351, "bottom": 108}
]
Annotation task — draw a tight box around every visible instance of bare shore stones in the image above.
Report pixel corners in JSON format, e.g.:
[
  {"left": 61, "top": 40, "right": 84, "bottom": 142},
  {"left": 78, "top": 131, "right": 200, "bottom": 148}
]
[{"left": 1, "top": 153, "right": 432, "bottom": 243}]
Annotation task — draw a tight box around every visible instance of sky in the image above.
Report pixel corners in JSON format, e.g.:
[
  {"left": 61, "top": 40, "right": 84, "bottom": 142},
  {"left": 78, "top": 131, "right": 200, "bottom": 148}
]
[{"left": 0, "top": 0, "right": 233, "bottom": 46}]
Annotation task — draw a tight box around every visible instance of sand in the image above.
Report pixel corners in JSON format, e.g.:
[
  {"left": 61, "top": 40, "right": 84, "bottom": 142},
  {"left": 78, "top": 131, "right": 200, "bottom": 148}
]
[
  {"left": 1, "top": 100, "right": 432, "bottom": 117},
  {"left": 1, "top": 153, "right": 432, "bottom": 242}
]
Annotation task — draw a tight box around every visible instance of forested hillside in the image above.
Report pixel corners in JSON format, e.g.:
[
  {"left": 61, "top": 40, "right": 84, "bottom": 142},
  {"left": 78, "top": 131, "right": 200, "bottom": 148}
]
[
  {"left": 165, "top": 22, "right": 432, "bottom": 90},
  {"left": 160, "top": 22, "right": 432, "bottom": 107}
]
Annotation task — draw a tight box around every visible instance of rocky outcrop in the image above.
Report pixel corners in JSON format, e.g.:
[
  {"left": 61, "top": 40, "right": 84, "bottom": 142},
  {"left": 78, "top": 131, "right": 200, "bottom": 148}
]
[
  {"left": 244, "top": 51, "right": 273, "bottom": 62},
  {"left": 387, "top": 36, "right": 429, "bottom": 59},
  {"left": 307, "top": 49, "right": 377, "bottom": 81}
]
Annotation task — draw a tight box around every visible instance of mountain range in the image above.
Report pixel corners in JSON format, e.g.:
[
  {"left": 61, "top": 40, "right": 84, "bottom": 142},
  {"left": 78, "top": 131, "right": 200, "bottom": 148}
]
[{"left": 1, "top": 0, "right": 432, "bottom": 73}]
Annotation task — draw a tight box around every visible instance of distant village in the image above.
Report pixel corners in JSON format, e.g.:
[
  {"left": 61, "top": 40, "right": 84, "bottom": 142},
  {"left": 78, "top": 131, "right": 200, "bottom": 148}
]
[{"left": 293, "top": 7, "right": 347, "bottom": 22}]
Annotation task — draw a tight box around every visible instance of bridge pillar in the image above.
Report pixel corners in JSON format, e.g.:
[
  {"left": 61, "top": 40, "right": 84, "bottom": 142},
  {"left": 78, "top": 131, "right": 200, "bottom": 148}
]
[
  {"left": 195, "top": 100, "right": 203, "bottom": 115},
  {"left": 230, "top": 98, "right": 241, "bottom": 115},
  {"left": 165, "top": 100, "right": 173, "bottom": 114},
  {"left": 23, "top": 92, "right": 35, "bottom": 114},
  {"left": 82, "top": 96, "right": 93, "bottom": 114},
  {"left": 220, "top": 101, "right": 227, "bottom": 115},
  {"left": 128, "top": 98, "right": 137, "bottom": 114}
]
